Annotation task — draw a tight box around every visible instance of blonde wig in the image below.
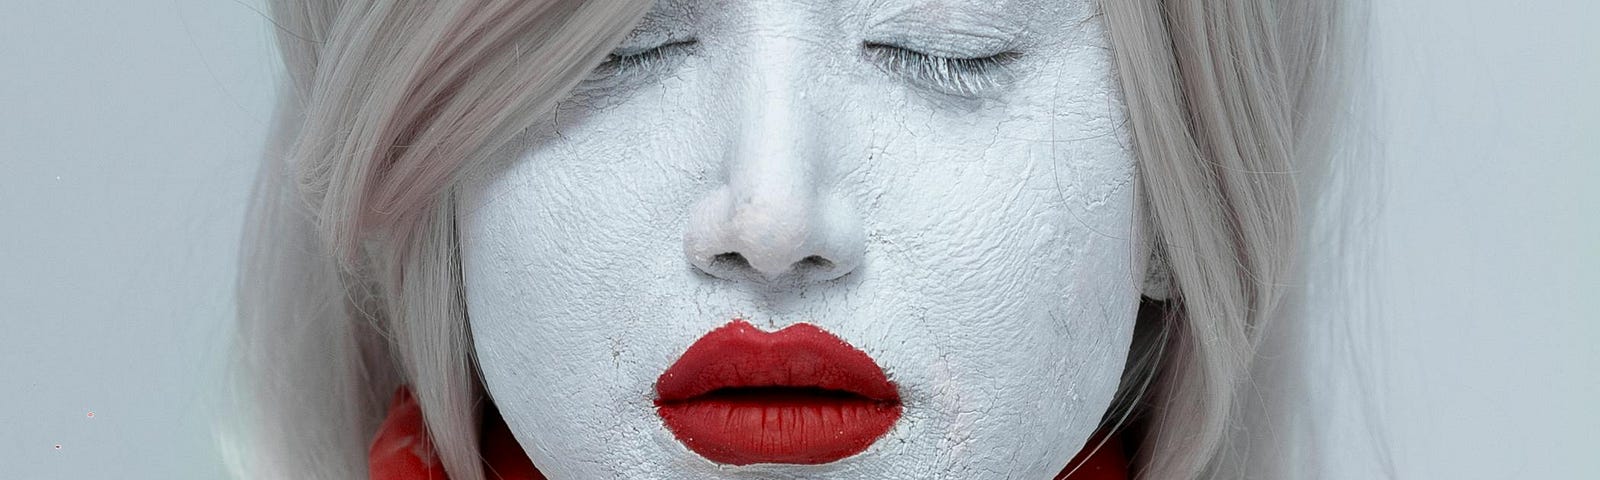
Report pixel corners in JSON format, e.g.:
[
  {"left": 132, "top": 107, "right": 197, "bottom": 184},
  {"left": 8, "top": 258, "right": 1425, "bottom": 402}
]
[{"left": 230, "top": 0, "right": 1369, "bottom": 478}]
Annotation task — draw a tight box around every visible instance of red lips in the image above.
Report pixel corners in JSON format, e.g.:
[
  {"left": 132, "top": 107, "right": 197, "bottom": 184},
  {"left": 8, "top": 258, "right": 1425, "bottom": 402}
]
[{"left": 655, "top": 320, "right": 902, "bottom": 465}]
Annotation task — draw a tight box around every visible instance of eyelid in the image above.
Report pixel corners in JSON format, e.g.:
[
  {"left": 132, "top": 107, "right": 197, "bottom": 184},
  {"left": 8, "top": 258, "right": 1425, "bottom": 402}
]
[
  {"left": 606, "top": 39, "right": 696, "bottom": 64},
  {"left": 863, "top": 42, "right": 1018, "bottom": 62},
  {"left": 863, "top": 7, "right": 1025, "bottom": 59},
  {"left": 862, "top": 42, "right": 1020, "bottom": 96},
  {"left": 609, "top": 39, "right": 695, "bottom": 59},
  {"left": 862, "top": 31, "right": 1017, "bottom": 60},
  {"left": 591, "top": 39, "right": 697, "bottom": 80}
]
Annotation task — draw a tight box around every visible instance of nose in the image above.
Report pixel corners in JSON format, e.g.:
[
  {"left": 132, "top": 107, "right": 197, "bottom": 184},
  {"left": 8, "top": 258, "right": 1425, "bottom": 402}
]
[
  {"left": 684, "top": 185, "right": 864, "bottom": 283},
  {"left": 682, "top": 65, "right": 864, "bottom": 284}
]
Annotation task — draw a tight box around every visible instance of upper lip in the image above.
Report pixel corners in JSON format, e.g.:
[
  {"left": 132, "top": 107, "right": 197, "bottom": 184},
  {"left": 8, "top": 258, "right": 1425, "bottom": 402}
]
[{"left": 654, "top": 320, "right": 900, "bottom": 404}]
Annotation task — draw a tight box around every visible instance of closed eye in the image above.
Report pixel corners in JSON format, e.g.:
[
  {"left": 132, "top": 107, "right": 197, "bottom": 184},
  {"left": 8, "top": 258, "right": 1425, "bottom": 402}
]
[
  {"left": 863, "top": 42, "right": 1019, "bottom": 96},
  {"left": 593, "top": 39, "right": 697, "bottom": 78}
]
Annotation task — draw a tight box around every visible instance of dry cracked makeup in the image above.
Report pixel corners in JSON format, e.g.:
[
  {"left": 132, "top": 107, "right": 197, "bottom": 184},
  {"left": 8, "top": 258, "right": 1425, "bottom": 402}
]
[{"left": 457, "top": 1, "right": 1148, "bottom": 478}]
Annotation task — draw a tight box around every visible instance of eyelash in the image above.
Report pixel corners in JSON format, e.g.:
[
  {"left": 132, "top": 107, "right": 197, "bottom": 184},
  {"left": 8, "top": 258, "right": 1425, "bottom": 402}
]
[
  {"left": 863, "top": 43, "right": 1019, "bottom": 96},
  {"left": 593, "top": 40, "right": 697, "bottom": 78},
  {"left": 593, "top": 40, "right": 1018, "bottom": 96}
]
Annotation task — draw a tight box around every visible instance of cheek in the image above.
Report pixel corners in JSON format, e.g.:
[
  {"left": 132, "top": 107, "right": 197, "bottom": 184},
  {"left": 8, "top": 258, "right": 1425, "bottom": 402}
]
[
  {"left": 455, "top": 133, "right": 690, "bottom": 457},
  {"left": 852, "top": 92, "right": 1140, "bottom": 457}
]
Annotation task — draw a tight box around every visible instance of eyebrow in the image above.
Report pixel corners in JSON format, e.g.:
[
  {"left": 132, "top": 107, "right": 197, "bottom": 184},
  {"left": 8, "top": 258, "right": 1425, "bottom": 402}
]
[{"left": 862, "top": 0, "right": 1028, "bottom": 26}]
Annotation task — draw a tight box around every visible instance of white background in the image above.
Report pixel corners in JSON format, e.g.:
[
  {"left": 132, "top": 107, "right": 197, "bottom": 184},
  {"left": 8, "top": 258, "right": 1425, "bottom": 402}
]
[{"left": 1, "top": 1, "right": 1595, "bottom": 478}]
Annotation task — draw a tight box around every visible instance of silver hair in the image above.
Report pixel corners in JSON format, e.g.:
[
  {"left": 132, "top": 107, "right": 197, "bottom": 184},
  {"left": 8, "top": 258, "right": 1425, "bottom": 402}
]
[{"left": 227, "top": 1, "right": 1370, "bottom": 478}]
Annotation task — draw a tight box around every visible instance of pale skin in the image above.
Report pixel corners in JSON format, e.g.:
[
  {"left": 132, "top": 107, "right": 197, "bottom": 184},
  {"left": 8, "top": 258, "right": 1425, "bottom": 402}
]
[{"left": 457, "top": 0, "right": 1148, "bottom": 478}]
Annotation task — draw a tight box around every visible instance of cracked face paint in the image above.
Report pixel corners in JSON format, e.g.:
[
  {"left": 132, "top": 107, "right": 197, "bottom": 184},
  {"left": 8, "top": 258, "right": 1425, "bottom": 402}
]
[{"left": 457, "top": 0, "right": 1145, "bottom": 478}]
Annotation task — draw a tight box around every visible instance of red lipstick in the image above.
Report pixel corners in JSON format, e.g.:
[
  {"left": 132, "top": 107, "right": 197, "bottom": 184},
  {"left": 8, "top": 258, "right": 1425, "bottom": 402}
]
[{"left": 655, "top": 320, "right": 902, "bottom": 465}]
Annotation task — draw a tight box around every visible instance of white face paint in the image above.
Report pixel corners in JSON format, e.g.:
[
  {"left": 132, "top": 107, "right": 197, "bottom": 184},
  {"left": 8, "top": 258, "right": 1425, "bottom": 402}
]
[{"left": 457, "top": 0, "right": 1144, "bottom": 478}]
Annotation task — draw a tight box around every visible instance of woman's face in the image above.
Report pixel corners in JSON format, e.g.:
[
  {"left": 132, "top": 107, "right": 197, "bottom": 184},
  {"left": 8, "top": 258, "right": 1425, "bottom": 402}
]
[{"left": 457, "top": 0, "right": 1145, "bottom": 478}]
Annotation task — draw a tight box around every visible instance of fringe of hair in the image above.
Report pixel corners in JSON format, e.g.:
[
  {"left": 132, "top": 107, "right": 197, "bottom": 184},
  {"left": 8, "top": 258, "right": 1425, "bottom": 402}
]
[{"left": 230, "top": 1, "right": 651, "bottom": 478}]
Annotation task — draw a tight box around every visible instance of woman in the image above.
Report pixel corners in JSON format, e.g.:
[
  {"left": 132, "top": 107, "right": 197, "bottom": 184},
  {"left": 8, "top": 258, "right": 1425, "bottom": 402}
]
[{"left": 231, "top": 0, "right": 1366, "bottom": 478}]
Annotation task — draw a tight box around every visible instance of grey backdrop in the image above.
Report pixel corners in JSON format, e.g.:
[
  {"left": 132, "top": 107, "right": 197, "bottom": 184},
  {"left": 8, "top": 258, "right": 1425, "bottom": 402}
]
[{"left": 1, "top": 1, "right": 1595, "bottom": 478}]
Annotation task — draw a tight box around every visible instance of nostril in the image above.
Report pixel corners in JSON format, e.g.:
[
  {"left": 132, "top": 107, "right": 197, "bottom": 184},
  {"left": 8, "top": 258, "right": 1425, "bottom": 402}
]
[
  {"left": 710, "top": 252, "right": 752, "bottom": 272},
  {"left": 796, "top": 255, "right": 834, "bottom": 270},
  {"left": 700, "top": 252, "right": 840, "bottom": 281}
]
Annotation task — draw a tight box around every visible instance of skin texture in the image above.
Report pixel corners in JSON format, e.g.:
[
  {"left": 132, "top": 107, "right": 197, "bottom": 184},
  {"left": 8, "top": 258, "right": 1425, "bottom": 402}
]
[{"left": 457, "top": 0, "right": 1144, "bottom": 478}]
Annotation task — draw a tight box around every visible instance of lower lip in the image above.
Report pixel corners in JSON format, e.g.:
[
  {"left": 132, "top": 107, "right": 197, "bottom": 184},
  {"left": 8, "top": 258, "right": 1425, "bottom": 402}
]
[{"left": 657, "top": 388, "right": 901, "bottom": 465}]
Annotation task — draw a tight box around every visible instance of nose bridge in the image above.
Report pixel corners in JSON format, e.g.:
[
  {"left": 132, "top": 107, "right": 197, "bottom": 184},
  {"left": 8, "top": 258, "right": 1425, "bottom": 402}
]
[
  {"left": 732, "top": 44, "right": 815, "bottom": 238},
  {"left": 730, "top": 4, "right": 821, "bottom": 179},
  {"left": 721, "top": 30, "right": 825, "bottom": 276}
]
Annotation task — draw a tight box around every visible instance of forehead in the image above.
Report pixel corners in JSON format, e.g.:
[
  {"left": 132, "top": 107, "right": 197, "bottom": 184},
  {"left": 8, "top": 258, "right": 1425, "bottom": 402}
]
[{"left": 638, "top": 0, "right": 1100, "bottom": 37}]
